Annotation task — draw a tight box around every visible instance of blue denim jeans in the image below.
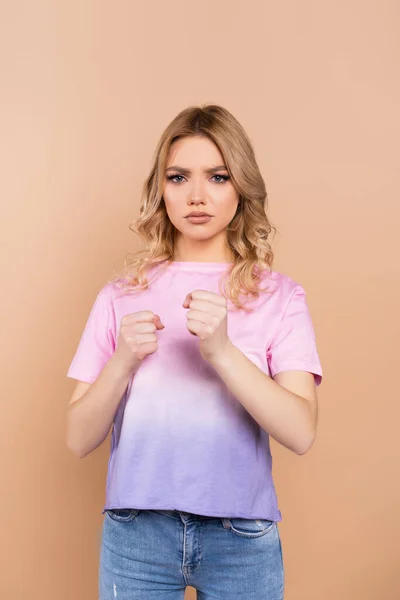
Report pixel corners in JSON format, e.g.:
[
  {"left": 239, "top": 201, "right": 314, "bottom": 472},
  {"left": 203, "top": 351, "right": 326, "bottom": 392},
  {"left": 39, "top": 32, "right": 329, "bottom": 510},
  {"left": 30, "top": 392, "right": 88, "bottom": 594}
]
[{"left": 99, "top": 508, "right": 284, "bottom": 599}]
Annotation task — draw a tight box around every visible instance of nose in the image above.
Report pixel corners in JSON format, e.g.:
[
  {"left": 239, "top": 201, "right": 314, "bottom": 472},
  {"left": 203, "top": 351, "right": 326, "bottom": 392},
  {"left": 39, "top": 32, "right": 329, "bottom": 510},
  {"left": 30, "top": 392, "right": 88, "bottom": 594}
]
[
  {"left": 188, "top": 177, "right": 206, "bottom": 204},
  {"left": 189, "top": 197, "right": 205, "bottom": 206}
]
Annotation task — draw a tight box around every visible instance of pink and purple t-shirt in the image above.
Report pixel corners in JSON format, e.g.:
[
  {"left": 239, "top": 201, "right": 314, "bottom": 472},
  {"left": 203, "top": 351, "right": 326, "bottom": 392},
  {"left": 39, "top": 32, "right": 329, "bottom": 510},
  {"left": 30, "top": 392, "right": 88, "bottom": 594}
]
[{"left": 66, "top": 261, "right": 323, "bottom": 521}]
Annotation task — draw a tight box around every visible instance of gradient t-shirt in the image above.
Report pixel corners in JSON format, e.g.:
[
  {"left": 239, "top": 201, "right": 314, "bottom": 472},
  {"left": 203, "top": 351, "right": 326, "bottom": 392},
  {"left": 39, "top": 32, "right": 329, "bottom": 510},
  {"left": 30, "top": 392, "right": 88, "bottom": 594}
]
[{"left": 66, "top": 261, "right": 323, "bottom": 521}]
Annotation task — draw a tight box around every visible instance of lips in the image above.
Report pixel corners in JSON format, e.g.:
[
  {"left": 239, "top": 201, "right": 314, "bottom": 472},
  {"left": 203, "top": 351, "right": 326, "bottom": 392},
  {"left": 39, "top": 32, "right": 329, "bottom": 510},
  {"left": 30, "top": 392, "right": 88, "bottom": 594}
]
[
  {"left": 185, "top": 213, "right": 212, "bottom": 218},
  {"left": 185, "top": 213, "right": 213, "bottom": 224}
]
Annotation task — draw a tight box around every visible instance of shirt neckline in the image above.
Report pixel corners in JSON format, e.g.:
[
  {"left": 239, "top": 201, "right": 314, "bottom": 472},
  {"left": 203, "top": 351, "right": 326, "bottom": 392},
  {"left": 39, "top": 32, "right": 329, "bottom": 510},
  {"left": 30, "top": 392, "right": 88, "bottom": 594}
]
[{"left": 167, "top": 260, "right": 234, "bottom": 271}]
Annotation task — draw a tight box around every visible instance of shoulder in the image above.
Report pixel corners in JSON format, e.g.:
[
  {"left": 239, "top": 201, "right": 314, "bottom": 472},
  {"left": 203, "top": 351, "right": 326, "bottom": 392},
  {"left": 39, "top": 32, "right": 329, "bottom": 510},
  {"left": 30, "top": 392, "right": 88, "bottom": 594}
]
[
  {"left": 258, "top": 268, "right": 304, "bottom": 299},
  {"left": 91, "top": 280, "right": 128, "bottom": 310}
]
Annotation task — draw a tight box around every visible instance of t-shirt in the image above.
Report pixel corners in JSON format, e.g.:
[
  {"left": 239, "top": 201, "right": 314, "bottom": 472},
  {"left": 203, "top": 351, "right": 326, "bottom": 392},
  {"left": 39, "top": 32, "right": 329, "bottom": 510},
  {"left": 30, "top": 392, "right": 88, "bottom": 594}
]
[{"left": 66, "top": 261, "right": 323, "bottom": 521}]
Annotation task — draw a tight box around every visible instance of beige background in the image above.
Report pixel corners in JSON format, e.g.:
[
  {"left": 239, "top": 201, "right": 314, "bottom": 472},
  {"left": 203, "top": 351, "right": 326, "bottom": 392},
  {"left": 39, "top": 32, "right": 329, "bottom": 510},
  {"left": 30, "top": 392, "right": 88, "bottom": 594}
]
[{"left": 1, "top": 1, "right": 399, "bottom": 598}]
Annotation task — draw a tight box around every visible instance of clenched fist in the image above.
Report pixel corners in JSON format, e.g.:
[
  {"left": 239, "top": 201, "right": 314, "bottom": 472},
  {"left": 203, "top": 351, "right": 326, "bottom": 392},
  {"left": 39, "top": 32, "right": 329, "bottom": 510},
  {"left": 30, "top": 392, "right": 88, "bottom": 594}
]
[
  {"left": 114, "top": 310, "right": 165, "bottom": 375},
  {"left": 182, "top": 289, "right": 231, "bottom": 363}
]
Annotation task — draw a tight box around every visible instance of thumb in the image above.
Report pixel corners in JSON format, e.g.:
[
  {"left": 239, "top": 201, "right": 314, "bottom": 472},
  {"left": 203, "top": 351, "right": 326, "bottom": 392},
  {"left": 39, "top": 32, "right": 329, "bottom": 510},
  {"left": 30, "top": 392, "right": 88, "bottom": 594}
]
[{"left": 153, "top": 314, "right": 165, "bottom": 329}]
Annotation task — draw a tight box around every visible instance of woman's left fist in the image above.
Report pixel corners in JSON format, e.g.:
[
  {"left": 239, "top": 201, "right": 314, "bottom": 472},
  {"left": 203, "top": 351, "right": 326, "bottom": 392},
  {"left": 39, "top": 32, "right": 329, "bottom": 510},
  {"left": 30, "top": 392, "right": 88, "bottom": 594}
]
[{"left": 183, "top": 289, "right": 231, "bottom": 363}]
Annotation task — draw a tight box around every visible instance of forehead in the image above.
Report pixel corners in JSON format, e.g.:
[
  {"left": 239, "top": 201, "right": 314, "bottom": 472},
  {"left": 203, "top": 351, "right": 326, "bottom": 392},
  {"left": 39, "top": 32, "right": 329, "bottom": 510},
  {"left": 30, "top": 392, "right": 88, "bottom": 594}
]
[{"left": 167, "top": 136, "right": 224, "bottom": 167}]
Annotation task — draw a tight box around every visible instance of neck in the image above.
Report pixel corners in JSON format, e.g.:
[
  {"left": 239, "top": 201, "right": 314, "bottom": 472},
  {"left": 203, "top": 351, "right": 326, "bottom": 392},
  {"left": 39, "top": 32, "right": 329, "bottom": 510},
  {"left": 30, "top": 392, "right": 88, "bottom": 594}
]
[{"left": 174, "top": 234, "right": 235, "bottom": 263}]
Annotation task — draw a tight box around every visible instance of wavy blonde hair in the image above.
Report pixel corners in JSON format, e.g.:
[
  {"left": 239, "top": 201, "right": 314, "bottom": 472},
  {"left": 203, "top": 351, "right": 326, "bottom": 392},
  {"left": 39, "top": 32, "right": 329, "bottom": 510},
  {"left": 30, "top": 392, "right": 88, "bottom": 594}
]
[{"left": 108, "top": 104, "right": 278, "bottom": 312}]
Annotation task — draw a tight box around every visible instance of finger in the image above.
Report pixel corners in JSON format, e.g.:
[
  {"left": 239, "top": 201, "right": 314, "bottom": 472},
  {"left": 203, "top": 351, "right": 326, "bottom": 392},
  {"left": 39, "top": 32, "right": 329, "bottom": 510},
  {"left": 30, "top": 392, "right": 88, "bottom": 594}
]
[
  {"left": 128, "top": 321, "right": 158, "bottom": 333},
  {"left": 182, "top": 293, "right": 192, "bottom": 308},
  {"left": 186, "top": 309, "right": 211, "bottom": 325},
  {"left": 123, "top": 311, "right": 165, "bottom": 328},
  {"left": 185, "top": 299, "right": 226, "bottom": 315},
  {"left": 123, "top": 310, "right": 156, "bottom": 323},
  {"left": 188, "top": 290, "right": 226, "bottom": 306},
  {"left": 153, "top": 314, "right": 165, "bottom": 329},
  {"left": 186, "top": 318, "right": 203, "bottom": 337},
  {"left": 135, "top": 333, "right": 158, "bottom": 345}
]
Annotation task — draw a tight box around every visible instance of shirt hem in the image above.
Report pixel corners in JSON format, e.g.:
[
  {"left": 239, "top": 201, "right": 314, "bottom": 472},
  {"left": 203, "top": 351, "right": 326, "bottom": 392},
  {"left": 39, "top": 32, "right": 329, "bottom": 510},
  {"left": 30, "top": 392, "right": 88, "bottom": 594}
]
[{"left": 102, "top": 503, "right": 282, "bottom": 522}]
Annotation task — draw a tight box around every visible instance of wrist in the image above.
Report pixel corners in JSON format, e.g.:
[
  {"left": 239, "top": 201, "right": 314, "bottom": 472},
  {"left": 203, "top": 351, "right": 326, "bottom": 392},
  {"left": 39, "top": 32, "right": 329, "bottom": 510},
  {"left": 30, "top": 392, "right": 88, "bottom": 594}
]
[
  {"left": 108, "top": 353, "right": 138, "bottom": 382},
  {"left": 207, "top": 339, "right": 236, "bottom": 370}
]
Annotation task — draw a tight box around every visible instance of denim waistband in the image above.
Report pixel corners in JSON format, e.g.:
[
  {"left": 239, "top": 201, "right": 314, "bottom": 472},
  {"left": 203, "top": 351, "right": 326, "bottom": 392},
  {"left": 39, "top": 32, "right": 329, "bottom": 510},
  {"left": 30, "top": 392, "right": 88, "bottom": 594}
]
[{"left": 148, "top": 509, "right": 217, "bottom": 521}]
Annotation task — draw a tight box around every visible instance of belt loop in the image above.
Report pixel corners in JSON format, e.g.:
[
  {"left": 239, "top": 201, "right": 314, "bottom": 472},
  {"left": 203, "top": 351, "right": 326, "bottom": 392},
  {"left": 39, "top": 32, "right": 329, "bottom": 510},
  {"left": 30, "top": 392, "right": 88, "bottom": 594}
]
[{"left": 222, "top": 518, "right": 231, "bottom": 529}]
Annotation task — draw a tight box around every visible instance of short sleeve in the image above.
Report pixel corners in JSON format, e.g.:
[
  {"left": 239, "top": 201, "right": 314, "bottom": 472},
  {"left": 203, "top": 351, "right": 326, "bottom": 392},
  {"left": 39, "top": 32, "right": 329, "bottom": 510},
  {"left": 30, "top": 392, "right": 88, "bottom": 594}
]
[
  {"left": 267, "top": 285, "right": 323, "bottom": 386},
  {"left": 66, "top": 284, "right": 116, "bottom": 384}
]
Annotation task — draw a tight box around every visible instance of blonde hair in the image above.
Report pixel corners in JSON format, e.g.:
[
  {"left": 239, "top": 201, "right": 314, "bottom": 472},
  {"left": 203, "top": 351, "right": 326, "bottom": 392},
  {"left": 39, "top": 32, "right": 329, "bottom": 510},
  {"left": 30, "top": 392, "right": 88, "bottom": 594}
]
[{"left": 108, "top": 104, "right": 278, "bottom": 312}]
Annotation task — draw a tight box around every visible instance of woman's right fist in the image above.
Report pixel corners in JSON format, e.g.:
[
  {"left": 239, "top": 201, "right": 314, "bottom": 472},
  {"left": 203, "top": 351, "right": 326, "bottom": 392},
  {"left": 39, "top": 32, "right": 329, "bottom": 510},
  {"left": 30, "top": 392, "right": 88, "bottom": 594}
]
[{"left": 114, "top": 310, "right": 165, "bottom": 374}]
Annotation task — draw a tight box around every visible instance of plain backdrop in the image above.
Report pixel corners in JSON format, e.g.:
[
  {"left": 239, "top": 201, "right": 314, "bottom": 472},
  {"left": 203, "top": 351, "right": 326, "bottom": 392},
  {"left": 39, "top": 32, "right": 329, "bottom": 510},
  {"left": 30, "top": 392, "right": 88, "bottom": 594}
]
[{"left": 1, "top": 1, "right": 399, "bottom": 598}]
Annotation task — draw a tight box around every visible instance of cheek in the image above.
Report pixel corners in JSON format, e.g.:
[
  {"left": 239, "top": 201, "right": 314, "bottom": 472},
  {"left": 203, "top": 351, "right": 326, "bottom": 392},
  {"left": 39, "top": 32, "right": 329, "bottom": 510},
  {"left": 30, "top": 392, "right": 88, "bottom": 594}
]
[
  {"left": 215, "top": 190, "right": 239, "bottom": 216},
  {"left": 164, "top": 183, "right": 187, "bottom": 201},
  {"left": 163, "top": 191, "right": 187, "bottom": 229},
  {"left": 163, "top": 189, "right": 181, "bottom": 215},
  {"left": 211, "top": 182, "right": 237, "bottom": 202}
]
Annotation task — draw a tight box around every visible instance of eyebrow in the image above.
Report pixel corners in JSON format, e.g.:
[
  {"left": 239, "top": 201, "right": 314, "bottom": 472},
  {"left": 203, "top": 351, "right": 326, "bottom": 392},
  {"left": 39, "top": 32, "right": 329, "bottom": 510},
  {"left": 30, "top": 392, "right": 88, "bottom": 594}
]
[{"left": 165, "top": 165, "right": 228, "bottom": 175}]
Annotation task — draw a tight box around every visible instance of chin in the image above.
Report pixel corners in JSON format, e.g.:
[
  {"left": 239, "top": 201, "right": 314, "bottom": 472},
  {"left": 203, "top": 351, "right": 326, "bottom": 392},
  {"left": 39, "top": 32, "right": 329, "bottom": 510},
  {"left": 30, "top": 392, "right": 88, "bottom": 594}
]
[{"left": 182, "top": 231, "right": 216, "bottom": 241}]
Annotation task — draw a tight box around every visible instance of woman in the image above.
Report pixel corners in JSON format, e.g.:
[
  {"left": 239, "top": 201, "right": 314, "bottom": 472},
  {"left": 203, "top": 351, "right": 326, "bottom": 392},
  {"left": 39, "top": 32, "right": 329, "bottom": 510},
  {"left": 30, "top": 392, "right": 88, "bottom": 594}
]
[{"left": 66, "top": 104, "right": 323, "bottom": 599}]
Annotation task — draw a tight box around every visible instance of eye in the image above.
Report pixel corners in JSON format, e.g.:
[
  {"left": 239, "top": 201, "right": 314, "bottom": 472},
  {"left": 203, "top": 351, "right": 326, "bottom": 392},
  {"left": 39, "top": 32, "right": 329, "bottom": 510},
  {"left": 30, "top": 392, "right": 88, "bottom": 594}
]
[
  {"left": 166, "top": 174, "right": 230, "bottom": 184},
  {"left": 166, "top": 174, "right": 185, "bottom": 183},
  {"left": 211, "top": 174, "right": 230, "bottom": 183}
]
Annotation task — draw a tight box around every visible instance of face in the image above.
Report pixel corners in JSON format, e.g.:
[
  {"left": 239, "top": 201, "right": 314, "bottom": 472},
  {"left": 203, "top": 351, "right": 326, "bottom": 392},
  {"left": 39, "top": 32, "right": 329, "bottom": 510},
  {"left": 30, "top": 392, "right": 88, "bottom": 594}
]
[{"left": 162, "top": 135, "right": 240, "bottom": 256}]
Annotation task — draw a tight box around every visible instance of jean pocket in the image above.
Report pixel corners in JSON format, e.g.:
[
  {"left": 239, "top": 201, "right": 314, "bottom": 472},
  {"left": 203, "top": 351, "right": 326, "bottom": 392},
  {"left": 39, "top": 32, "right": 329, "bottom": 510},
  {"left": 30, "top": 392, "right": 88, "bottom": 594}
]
[
  {"left": 226, "top": 517, "right": 275, "bottom": 538},
  {"left": 106, "top": 508, "right": 140, "bottom": 523}
]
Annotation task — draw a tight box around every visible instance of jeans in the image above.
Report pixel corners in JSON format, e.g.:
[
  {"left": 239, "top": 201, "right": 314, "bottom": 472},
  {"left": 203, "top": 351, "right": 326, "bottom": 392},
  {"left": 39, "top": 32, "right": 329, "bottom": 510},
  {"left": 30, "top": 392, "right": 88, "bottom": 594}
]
[{"left": 99, "top": 508, "right": 284, "bottom": 599}]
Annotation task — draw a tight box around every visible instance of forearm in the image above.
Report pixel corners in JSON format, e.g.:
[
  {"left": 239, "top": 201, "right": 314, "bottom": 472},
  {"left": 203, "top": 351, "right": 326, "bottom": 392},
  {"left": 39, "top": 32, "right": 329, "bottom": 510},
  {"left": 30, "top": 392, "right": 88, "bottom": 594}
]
[
  {"left": 210, "top": 341, "right": 314, "bottom": 455},
  {"left": 66, "top": 355, "right": 133, "bottom": 458}
]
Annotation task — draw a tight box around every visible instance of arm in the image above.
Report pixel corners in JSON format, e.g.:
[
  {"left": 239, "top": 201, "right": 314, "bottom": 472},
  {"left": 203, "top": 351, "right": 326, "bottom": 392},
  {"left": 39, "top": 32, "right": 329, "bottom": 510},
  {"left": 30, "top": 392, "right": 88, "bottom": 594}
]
[
  {"left": 66, "top": 355, "right": 133, "bottom": 458},
  {"left": 183, "top": 285, "right": 323, "bottom": 455},
  {"left": 209, "top": 342, "right": 318, "bottom": 455}
]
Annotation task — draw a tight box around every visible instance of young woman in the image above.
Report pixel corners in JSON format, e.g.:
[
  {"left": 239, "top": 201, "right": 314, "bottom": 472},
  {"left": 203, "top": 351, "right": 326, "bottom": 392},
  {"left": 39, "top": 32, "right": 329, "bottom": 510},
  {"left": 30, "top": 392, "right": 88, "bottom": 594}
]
[{"left": 66, "top": 104, "right": 323, "bottom": 600}]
